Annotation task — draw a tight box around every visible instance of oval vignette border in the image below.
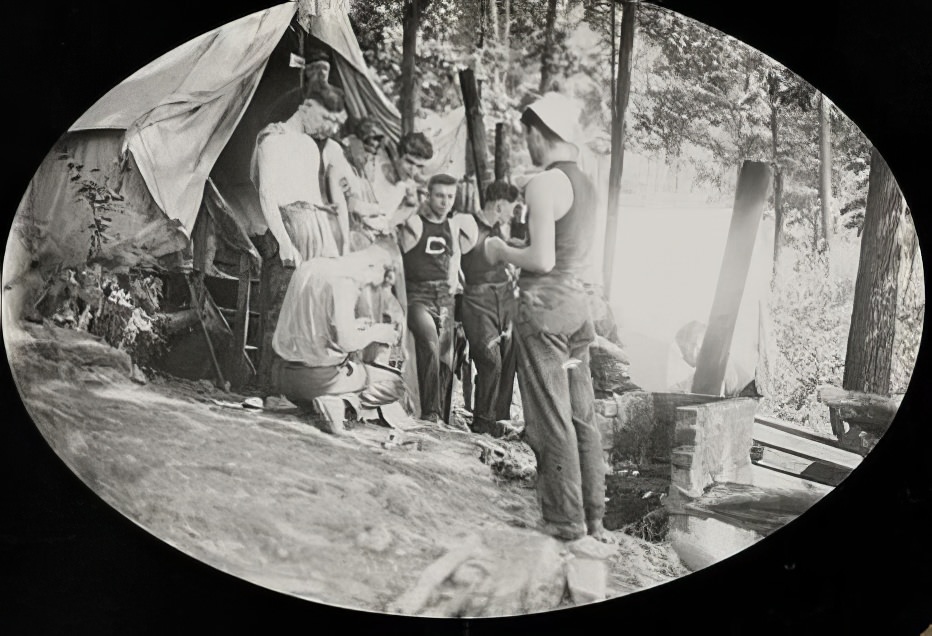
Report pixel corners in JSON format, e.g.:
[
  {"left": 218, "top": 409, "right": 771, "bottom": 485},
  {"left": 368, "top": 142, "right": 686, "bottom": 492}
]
[{"left": 3, "top": 0, "right": 931, "bottom": 633}]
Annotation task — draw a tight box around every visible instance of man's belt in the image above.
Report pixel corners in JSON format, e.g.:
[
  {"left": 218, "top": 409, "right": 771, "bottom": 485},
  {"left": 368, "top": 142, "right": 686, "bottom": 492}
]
[{"left": 463, "top": 280, "right": 513, "bottom": 294}]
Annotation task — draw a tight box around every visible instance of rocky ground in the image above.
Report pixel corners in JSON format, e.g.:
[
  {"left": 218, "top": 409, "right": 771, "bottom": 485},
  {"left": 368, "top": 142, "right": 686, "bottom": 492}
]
[{"left": 6, "top": 321, "right": 688, "bottom": 617}]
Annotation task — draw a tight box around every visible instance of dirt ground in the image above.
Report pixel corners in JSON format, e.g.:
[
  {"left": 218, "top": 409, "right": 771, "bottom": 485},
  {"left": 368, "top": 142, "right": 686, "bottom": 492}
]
[{"left": 6, "top": 322, "right": 688, "bottom": 617}]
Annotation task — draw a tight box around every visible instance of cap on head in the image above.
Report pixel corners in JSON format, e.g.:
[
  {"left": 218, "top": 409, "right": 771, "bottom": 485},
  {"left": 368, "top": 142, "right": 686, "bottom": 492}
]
[{"left": 522, "top": 92, "right": 584, "bottom": 148}]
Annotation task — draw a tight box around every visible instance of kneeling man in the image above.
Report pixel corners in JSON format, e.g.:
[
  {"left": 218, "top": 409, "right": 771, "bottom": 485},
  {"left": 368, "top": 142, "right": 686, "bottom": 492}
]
[{"left": 271, "top": 238, "right": 405, "bottom": 418}]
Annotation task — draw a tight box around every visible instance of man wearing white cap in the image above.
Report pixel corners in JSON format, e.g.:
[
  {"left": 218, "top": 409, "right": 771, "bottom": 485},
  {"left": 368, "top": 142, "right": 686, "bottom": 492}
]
[{"left": 485, "top": 92, "right": 613, "bottom": 543}]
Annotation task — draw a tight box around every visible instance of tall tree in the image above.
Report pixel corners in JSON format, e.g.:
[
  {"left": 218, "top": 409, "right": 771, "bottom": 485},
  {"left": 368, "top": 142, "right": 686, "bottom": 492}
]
[
  {"left": 818, "top": 91, "right": 833, "bottom": 256},
  {"left": 503, "top": 0, "right": 511, "bottom": 49},
  {"left": 539, "top": 0, "right": 559, "bottom": 93},
  {"left": 400, "top": 0, "right": 431, "bottom": 135},
  {"left": 768, "top": 76, "right": 785, "bottom": 271},
  {"left": 602, "top": 0, "right": 637, "bottom": 296},
  {"left": 833, "top": 147, "right": 905, "bottom": 440}
]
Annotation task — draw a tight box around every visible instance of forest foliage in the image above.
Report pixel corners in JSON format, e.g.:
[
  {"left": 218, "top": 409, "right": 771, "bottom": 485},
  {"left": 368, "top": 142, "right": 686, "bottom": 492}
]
[{"left": 348, "top": 0, "right": 924, "bottom": 430}]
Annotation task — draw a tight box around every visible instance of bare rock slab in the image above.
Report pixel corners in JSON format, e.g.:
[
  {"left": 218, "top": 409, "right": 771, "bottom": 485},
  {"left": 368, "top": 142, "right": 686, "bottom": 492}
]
[
  {"left": 566, "top": 557, "right": 608, "bottom": 605},
  {"left": 567, "top": 535, "right": 620, "bottom": 560}
]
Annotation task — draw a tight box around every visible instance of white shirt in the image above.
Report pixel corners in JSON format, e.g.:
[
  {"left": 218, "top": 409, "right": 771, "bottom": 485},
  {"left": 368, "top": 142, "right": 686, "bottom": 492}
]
[
  {"left": 272, "top": 258, "right": 354, "bottom": 367},
  {"left": 252, "top": 123, "right": 324, "bottom": 264},
  {"left": 370, "top": 150, "right": 411, "bottom": 214}
]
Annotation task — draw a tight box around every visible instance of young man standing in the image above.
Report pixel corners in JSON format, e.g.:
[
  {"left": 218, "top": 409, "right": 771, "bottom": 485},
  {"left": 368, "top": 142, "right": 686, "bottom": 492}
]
[
  {"left": 251, "top": 89, "right": 347, "bottom": 396},
  {"left": 485, "top": 93, "right": 614, "bottom": 543},
  {"left": 399, "top": 173, "right": 478, "bottom": 422},
  {"left": 375, "top": 132, "right": 434, "bottom": 219},
  {"left": 460, "top": 180, "right": 521, "bottom": 435},
  {"left": 252, "top": 90, "right": 347, "bottom": 264}
]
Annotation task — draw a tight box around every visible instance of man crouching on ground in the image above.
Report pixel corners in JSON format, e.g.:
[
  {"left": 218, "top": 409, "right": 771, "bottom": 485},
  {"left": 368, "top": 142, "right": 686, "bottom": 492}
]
[
  {"left": 484, "top": 93, "right": 614, "bottom": 543},
  {"left": 270, "top": 239, "right": 405, "bottom": 423}
]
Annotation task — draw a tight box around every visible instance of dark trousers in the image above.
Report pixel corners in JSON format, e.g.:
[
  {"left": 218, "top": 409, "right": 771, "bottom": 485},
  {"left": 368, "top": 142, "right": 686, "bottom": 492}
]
[
  {"left": 461, "top": 283, "right": 516, "bottom": 432},
  {"left": 514, "top": 318, "right": 606, "bottom": 535},
  {"left": 406, "top": 280, "right": 455, "bottom": 420},
  {"left": 252, "top": 231, "right": 295, "bottom": 396}
]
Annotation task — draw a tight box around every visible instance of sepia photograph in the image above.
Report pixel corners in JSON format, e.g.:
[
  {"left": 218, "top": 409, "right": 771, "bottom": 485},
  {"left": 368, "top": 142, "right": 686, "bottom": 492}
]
[{"left": 3, "top": 0, "right": 930, "bottom": 630}]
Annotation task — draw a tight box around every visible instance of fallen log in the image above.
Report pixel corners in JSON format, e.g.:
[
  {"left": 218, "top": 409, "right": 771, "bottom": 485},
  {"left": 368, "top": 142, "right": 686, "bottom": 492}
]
[
  {"left": 161, "top": 308, "right": 201, "bottom": 335},
  {"left": 817, "top": 385, "right": 902, "bottom": 432}
]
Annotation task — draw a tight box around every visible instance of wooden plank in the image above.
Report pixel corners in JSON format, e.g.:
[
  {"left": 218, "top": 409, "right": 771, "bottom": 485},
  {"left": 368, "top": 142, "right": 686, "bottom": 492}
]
[
  {"left": 750, "top": 463, "right": 834, "bottom": 495},
  {"left": 459, "top": 68, "right": 493, "bottom": 208},
  {"left": 692, "top": 161, "right": 772, "bottom": 395},
  {"left": 186, "top": 276, "right": 226, "bottom": 389},
  {"left": 755, "top": 414, "right": 843, "bottom": 448},
  {"left": 219, "top": 307, "right": 259, "bottom": 318},
  {"left": 752, "top": 420, "right": 862, "bottom": 470},
  {"left": 230, "top": 252, "right": 253, "bottom": 389},
  {"left": 753, "top": 447, "right": 851, "bottom": 487}
]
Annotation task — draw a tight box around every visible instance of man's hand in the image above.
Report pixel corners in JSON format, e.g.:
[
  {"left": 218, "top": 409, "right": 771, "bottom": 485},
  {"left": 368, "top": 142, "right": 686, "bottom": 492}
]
[
  {"left": 484, "top": 235, "right": 507, "bottom": 264},
  {"left": 403, "top": 185, "right": 420, "bottom": 207}
]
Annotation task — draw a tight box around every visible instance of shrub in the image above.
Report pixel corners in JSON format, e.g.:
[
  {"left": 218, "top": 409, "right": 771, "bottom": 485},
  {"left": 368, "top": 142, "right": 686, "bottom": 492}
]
[{"left": 37, "top": 265, "right": 167, "bottom": 366}]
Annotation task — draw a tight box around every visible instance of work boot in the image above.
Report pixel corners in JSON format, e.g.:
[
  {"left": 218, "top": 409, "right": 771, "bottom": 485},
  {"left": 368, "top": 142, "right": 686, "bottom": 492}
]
[{"left": 470, "top": 416, "right": 492, "bottom": 435}]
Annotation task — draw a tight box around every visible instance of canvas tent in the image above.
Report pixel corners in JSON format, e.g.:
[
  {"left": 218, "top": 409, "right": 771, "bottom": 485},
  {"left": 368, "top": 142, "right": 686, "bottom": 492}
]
[
  {"left": 6, "top": 0, "right": 443, "bottom": 409},
  {"left": 9, "top": 1, "right": 406, "bottom": 277}
]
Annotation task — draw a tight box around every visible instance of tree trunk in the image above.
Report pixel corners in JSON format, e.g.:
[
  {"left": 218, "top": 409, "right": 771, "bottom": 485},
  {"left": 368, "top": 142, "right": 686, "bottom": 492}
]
[
  {"left": 818, "top": 92, "right": 833, "bottom": 256},
  {"left": 479, "top": 0, "right": 485, "bottom": 48},
  {"left": 841, "top": 147, "right": 904, "bottom": 397},
  {"left": 400, "top": 0, "right": 421, "bottom": 136},
  {"left": 489, "top": 0, "right": 499, "bottom": 43},
  {"left": 601, "top": 0, "right": 637, "bottom": 298},
  {"left": 610, "top": 0, "right": 617, "bottom": 109},
  {"left": 494, "top": 122, "right": 508, "bottom": 181},
  {"left": 769, "top": 101, "right": 784, "bottom": 275},
  {"left": 503, "top": 0, "right": 511, "bottom": 49},
  {"left": 539, "top": 0, "right": 559, "bottom": 93},
  {"left": 831, "top": 147, "right": 905, "bottom": 444}
]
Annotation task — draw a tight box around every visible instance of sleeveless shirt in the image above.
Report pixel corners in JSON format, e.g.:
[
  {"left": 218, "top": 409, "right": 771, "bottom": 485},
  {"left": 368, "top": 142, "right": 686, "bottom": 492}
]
[
  {"left": 520, "top": 160, "right": 596, "bottom": 284},
  {"left": 515, "top": 161, "right": 597, "bottom": 336},
  {"left": 461, "top": 220, "right": 508, "bottom": 286},
  {"left": 402, "top": 217, "right": 454, "bottom": 284}
]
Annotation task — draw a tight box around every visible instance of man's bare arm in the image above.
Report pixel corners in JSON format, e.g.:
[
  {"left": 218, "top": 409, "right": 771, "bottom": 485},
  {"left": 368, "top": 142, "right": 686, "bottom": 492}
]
[
  {"left": 488, "top": 175, "right": 556, "bottom": 273},
  {"left": 256, "top": 137, "right": 300, "bottom": 264},
  {"left": 325, "top": 163, "right": 351, "bottom": 256},
  {"left": 396, "top": 214, "right": 423, "bottom": 254},
  {"left": 456, "top": 214, "right": 480, "bottom": 254}
]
